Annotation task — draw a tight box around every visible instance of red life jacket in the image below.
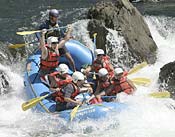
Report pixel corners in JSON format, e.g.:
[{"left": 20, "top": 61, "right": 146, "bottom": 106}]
[
  {"left": 93, "top": 56, "right": 114, "bottom": 77},
  {"left": 100, "top": 79, "right": 111, "bottom": 89},
  {"left": 49, "top": 71, "right": 72, "bottom": 88},
  {"left": 54, "top": 83, "right": 80, "bottom": 103},
  {"left": 110, "top": 75, "right": 133, "bottom": 95},
  {"left": 40, "top": 46, "right": 60, "bottom": 70}
]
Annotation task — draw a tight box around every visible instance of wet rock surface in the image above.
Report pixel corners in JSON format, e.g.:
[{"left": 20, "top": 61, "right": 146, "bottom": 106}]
[{"left": 87, "top": 0, "right": 157, "bottom": 67}]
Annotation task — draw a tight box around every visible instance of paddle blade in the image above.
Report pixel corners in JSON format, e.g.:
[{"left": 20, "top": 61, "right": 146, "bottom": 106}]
[
  {"left": 70, "top": 105, "right": 80, "bottom": 121},
  {"left": 128, "top": 62, "right": 148, "bottom": 75},
  {"left": 22, "top": 94, "right": 48, "bottom": 111},
  {"left": 16, "top": 30, "right": 41, "bottom": 35},
  {"left": 131, "top": 77, "right": 151, "bottom": 86},
  {"left": 149, "top": 91, "right": 170, "bottom": 98},
  {"left": 8, "top": 43, "right": 26, "bottom": 49},
  {"left": 93, "top": 33, "right": 97, "bottom": 38}
]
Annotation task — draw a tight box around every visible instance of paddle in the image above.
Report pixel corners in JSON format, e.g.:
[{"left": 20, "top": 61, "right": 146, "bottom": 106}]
[
  {"left": 130, "top": 77, "right": 151, "bottom": 86},
  {"left": 149, "top": 91, "right": 170, "bottom": 98},
  {"left": 101, "top": 91, "right": 170, "bottom": 99},
  {"left": 8, "top": 41, "right": 39, "bottom": 49},
  {"left": 21, "top": 93, "right": 53, "bottom": 111},
  {"left": 8, "top": 43, "right": 26, "bottom": 49},
  {"left": 93, "top": 32, "right": 97, "bottom": 59},
  {"left": 70, "top": 103, "right": 112, "bottom": 121},
  {"left": 16, "top": 26, "right": 67, "bottom": 36},
  {"left": 88, "top": 71, "right": 151, "bottom": 87},
  {"left": 70, "top": 105, "right": 81, "bottom": 121},
  {"left": 128, "top": 62, "right": 148, "bottom": 75},
  {"left": 93, "top": 33, "right": 97, "bottom": 47}
]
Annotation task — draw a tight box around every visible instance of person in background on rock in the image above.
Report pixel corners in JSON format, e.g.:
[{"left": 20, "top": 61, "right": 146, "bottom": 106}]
[
  {"left": 83, "top": 49, "right": 114, "bottom": 78},
  {"left": 36, "top": 9, "right": 76, "bottom": 71},
  {"left": 96, "top": 67, "right": 136, "bottom": 101},
  {"left": 53, "top": 71, "right": 93, "bottom": 111},
  {"left": 39, "top": 29, "right": 71, "bottom": 78}
]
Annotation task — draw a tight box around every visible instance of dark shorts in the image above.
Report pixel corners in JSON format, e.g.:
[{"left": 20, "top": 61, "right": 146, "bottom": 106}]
[
  {"left": 56, "top": 102, "right": 67, "bottom": 111},
  {"left": 55, "top": 102, "right": 76, "bottom": 111}
]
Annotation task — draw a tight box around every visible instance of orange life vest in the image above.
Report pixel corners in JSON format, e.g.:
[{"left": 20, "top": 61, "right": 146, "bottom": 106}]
[
  {"left": 98, "top": 78, "right": 111, "bottom": 89},
  {"left": 110, "top": 75, "right": 133, "bottom": 95},
  {"left": 53, "top": 83, "right": 80, "bottom": 103},
  {"left": 93, "top": 56, "right": 114, "bottom": 77},
  {"left": 40, "top": 46, "right": 60, "bottom": 70},
  {"left": 49, "top": 71, "right": 72, "bottom": 88}
]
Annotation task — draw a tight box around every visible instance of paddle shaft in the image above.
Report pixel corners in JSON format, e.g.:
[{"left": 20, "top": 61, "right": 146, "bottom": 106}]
[
  {"left": 22, "top": 91, "right": 56, "bottom": 111},
  {"left": 8, "top": 40, "right": 40, "bottom": 49},
  {"left": 93, "top": 33, "right": 97, "bottom": 58},
  {"left": 88, "top": 71, "right": 150, "bottom": 86},
  {"left": 128, "top": 62, "right": 147, "bottom": 75},
  {"left": 101, "top": 91, "right": 170, "bottom": 99},
  {"left": 17, "top": 26, "right": 67, "bottom": 35}
]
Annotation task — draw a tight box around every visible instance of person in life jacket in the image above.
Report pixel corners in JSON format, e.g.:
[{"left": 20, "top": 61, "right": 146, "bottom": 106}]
[
  {"left": 41, "top": 63, "right": 72, "bottom": 91},
  {"left": 36, "top": 9, "right": 76, "bottom": 71},
  {"left": 54, "top": 71, "right": 93, "bottom": 111},
  {"left": 87, "top": 68, "right": 112, "bottom": 104},
  {"left": 98, "top": 67, "right": 136, "bottom": 98},
  {"left": 83, "top": 49, "right": 114, "bottom": 78},
  {"left": 39, "top": 29, "right": 71, "bottom": 77}
]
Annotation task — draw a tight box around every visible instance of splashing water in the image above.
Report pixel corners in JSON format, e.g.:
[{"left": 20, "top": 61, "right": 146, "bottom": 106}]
[{"left": 0, "top": 15, "right": 175, "bottom": 137}]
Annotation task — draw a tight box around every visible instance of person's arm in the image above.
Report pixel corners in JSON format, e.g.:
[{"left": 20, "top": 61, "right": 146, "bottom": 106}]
[
  {"left": 64, "top": 24, "right": 73, "bottom": 40},
  {"left": 64, "top": 98, "right": 82, "bottom": 105},
  {"left": 40, "top": 29, "right": 48, "bottom": 60},
  {"left": 94, "top": 81, "right": 101, "bottom": 95},
  {"left": 55, "top": 25, "right": 72, "bottom": 52},
  {"left": 82, "top": 83, "right": 93, "bottom": 94},
  {"left": 50, "top": 87, "right": 60, "bottom": 92},
  {"left": 109, "top": 63, "right": 114, "bottom": 71},
  {"left": 55, "top": 39, "right": 69, "bottom": 54},
  {"left": 64, "top": 52, "right": 76, "bottom": 71},
  {"left": 36, "top": 21, "right": 48, "bottom": 41},
  {"left": 63, "top": 84, "right": 82, "bottom": 105},
  {"left": 104, "top": 84, "right": 115, "bottom": 95}
]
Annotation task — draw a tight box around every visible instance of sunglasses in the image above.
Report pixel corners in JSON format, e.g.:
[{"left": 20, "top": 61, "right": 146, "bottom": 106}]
[
  {"left": 50, "top": 15, "right": 58, "bottom": 18},
  {"left": 115, "top": 73, "right": 123, "bottom": 77},
  {"left": 51, "top": 42, "right": 59, "bottom": 44},
  {"left": 101, "top": 74, "right": 108, "bottom": 78},
  {"left": 97, "top": 54, "right": 104, "bottom": 57}
]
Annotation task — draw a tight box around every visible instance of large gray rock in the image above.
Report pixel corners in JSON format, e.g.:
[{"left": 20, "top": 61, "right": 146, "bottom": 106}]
[
  {"left": 159, "top": 61, "right": 175, "bottom": 99},
  {"left": 87, "top": 0, "right": 157, "bottom": 65}
]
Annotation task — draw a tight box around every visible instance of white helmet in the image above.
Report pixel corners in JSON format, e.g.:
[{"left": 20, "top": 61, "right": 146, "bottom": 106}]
[
  {"left": 98, "top": 68, "right": 108, "bottom": 77},
  {"left": 114, "top": 67, "right": 124, "bottom": 75},
  {"left": 95, "top": 49, "right": 105, "bottom": 56},
  {"left": 47, "top": 36, "right": 58, "bottom": 47},
  {"left": 72, "top": 71, "right": 85, "bottom": 83},
  {"left": 58, "top": 64, "right": 69, "bottom": 74}
]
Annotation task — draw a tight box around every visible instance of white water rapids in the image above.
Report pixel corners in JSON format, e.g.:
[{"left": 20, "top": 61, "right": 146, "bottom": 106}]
[{"left": 0, "top": 16, "right": 175, "bottom": 137}]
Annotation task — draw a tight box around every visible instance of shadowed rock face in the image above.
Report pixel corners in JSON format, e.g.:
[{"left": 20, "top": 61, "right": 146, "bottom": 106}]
[
  {"left": 0, "top": 71, "right": 10, "bottom": 95},
  {"left": 159, "top": 61, "right": 175, "bottom": 99},
  {"left": 87, "top": 0, "right": 157, "bottom": 66}
]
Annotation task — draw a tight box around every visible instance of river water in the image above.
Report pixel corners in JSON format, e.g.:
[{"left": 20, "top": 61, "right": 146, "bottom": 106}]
[{"left": 0, "top": 0, "right": 175, "bottom": 137}]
